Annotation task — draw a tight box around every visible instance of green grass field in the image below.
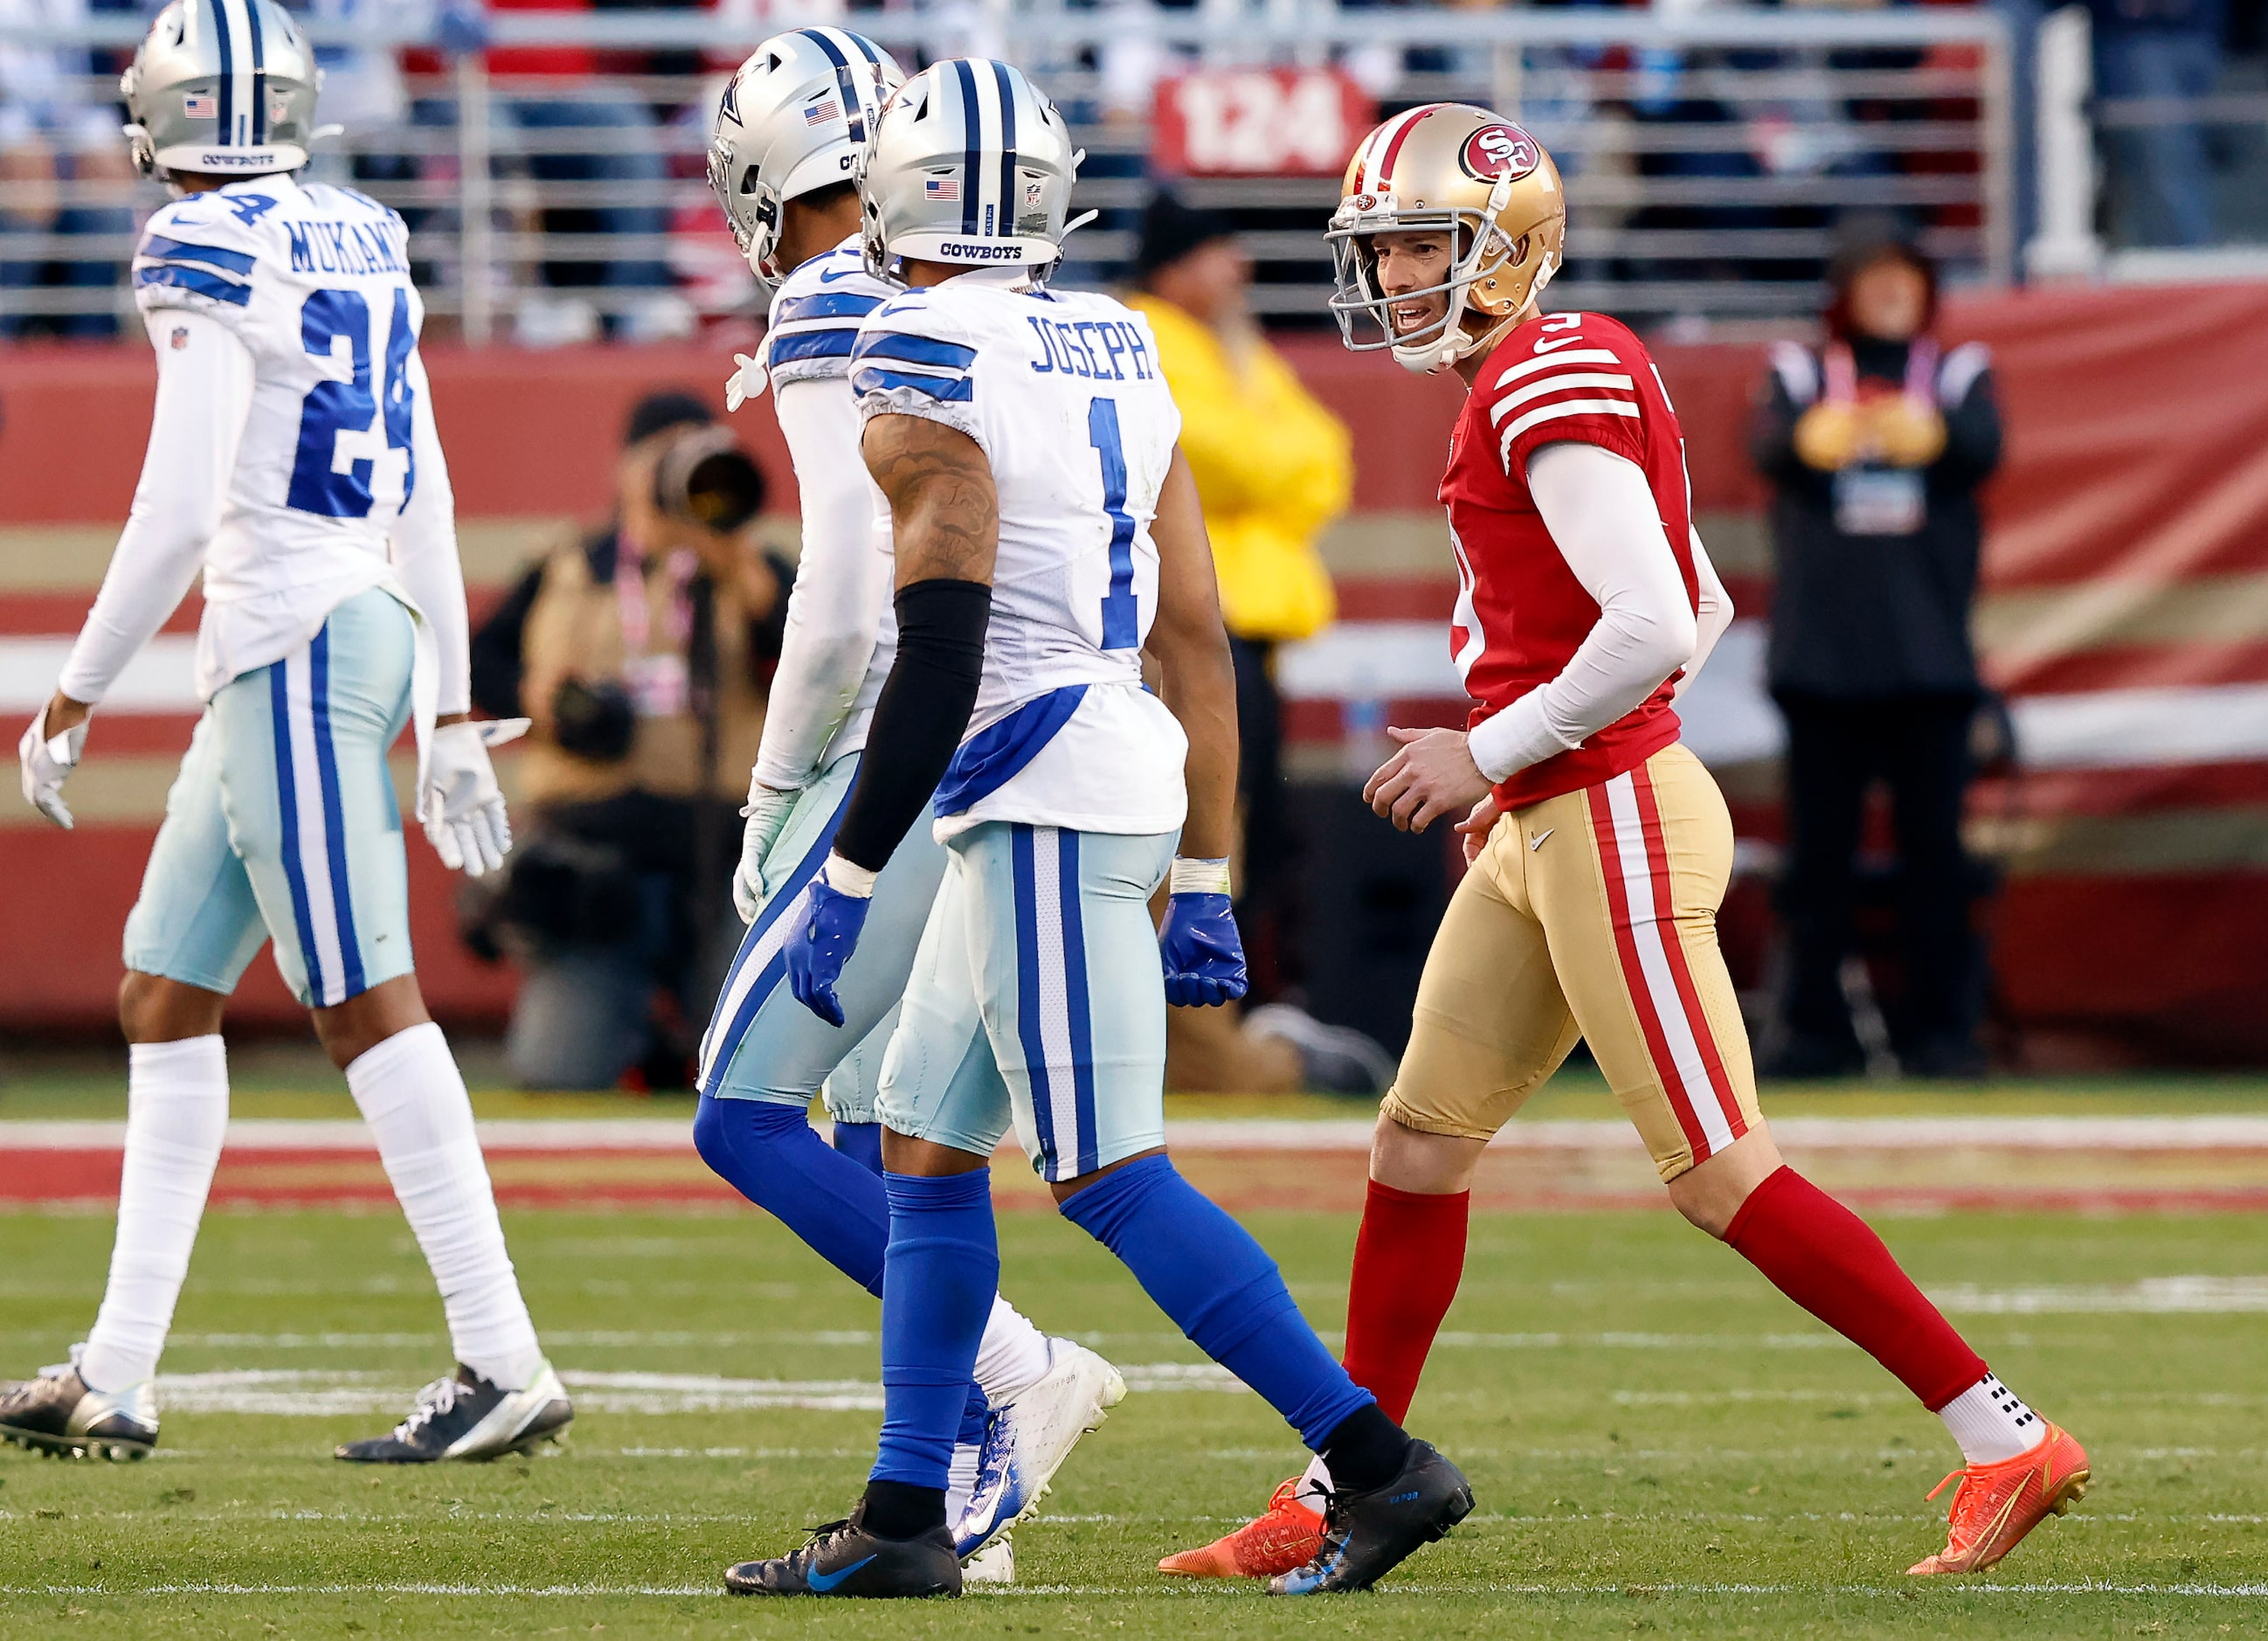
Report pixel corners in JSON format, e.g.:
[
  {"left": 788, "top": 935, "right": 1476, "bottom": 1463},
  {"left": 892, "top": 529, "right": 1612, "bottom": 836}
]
[{"left": 2, "top": 1200, "right": 2264, "bottom": 1638}]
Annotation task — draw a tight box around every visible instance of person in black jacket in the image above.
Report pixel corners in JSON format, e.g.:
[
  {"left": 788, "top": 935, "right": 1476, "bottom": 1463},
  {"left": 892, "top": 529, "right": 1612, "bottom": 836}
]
[{"left": 1753, "top": 231, "right": 2003, "bottom": 1079}]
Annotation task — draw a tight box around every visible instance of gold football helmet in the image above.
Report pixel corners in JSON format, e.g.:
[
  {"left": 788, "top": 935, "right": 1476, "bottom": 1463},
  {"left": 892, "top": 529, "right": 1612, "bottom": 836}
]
[{"left": 1326, "top": 104, "right": 1566, "bottom": 375}]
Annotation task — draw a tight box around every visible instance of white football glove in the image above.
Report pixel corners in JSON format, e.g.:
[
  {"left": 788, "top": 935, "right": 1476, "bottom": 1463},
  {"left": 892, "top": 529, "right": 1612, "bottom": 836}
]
[
  {"left": 724, "top": 351, "right": 768, "bottom": 413},
  {"left": 421, "top": 718, "right": 529, "bottom": 878},
  {"left": 734, "top": 776, "right": 803, "bottom": 924},
  {"left": 18, "top": 703, "right": 88, "bottom": 830}
]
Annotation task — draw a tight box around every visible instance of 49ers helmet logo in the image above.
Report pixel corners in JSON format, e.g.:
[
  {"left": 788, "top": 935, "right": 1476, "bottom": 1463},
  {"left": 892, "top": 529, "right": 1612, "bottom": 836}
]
[{"left": 1458, "top": 121, "right": 1541, "bottom": 183}]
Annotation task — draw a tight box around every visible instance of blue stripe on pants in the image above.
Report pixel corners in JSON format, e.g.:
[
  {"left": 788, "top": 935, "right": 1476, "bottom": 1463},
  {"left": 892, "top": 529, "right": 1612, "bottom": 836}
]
[
  {"left": 1058, "top": 828, "right": 1099, "bottom": 1177},
  {"left": 697, "top": 779, "right": 857, "bottom": 1095},
  {"left": 269, "top": 661, "right": 325, "bottom": 1005},
  {"left": 307, "top": 625, "right": 364, "bottom": 999},
  {"left": 1010, "top": 824, "right": 1058, "bottom": 1178}
]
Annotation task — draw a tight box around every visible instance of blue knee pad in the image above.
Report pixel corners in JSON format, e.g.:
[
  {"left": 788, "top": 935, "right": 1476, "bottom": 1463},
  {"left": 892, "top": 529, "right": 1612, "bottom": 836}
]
[
  {"left": 692, "top": 1095, "right": 889, "bottom": 1295},
  {"left": 1059, "top": 1154, "right": 1373, "bottom": 1450}
]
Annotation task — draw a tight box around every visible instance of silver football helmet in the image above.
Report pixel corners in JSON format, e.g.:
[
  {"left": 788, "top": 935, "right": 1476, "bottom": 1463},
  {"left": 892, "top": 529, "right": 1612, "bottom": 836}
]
[
  {"left": 856, "top": 59, "right": 1084, "bottom": 282},
  {"left": 709, "top": 27, "right": 904, "bottom": 284},
  {"left": 121, "top": 0, "right": 324, "bottom": 181}
]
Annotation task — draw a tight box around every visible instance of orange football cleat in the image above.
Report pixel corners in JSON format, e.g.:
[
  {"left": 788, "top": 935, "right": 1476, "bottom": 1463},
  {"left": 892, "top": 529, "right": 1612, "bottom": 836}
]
[
  {"left": 1158, "top": 1478, "right": 1324, "bottom": 1578},
  {"left": 1906, "top": 1423, "right": 2090, "bottom": 1575}
]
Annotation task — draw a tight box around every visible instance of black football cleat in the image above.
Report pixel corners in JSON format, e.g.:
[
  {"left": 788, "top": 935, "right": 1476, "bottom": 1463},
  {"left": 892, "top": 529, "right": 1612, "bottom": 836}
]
[
  {"left": 725, "top": 1499, "right": 962, "bottom": 1598},
  {"left": 1269, "top": 1440, "right": 1475, "bottom": 1595},
  {"left": 335, "top": 1363, "right": 571, "bottom": 1463},
  {"left": 0, "top": 1347, "right": 157, "bottom": 1461}
]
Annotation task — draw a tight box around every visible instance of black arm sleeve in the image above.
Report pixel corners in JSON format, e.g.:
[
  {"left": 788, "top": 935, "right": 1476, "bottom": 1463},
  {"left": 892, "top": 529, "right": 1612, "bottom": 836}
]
[{"left": 832, "top": 578, "right": 992, "bottom": 874}]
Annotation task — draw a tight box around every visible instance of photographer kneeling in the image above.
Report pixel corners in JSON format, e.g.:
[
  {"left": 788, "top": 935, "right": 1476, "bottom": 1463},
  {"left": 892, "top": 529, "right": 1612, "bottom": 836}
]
[{"left": 469, "top": 391, "right": 789, "bottom": 1089}]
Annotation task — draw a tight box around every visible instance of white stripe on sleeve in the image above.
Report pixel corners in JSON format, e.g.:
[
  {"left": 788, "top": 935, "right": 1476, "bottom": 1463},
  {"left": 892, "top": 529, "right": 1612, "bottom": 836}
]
[
  {"left": 1497, "top": 398, "right": 1642, "bottom": 468},
  {"left": 1489, "top": 372, "right": 1637, "bottom": 426},
  {"left": 1494, "top": 349, "right": 1622, "bottom": 388}
]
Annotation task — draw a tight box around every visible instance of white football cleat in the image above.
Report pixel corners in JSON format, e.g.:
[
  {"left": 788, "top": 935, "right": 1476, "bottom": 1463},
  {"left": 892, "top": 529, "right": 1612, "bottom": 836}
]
[
  {"left": 952, "top": 1340, "right": 1126, "bottom": 1561},
  {"left": 962, "top": 1534, "right": 1015, "bottom": 1584}
]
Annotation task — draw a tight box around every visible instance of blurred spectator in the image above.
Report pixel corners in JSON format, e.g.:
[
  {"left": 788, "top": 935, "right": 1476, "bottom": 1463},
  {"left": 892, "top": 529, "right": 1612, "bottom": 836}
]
[
  {"left": 1752, "top": 230, "right": 2003, "bottom": 1080},
  {"left": 467, "top": 390, "right": 791, "bottom": 1089},
  {"left": 1126, "top": 194, "right": 1393, "bottom": 1096},
  {"left": 2088, "top": 0, "right": 2225, "bottom": 246},
  {"left": 0, "top": 0, "right": 135, "bottom": 340},
  {"left": 487, "top": 0, "right": 688, "bottom": 342}
]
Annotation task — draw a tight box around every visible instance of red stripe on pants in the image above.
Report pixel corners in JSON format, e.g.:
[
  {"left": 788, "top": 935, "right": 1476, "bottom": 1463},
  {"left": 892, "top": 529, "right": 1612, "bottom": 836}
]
[
  {"left": 1586, "top": 779, "right": 1711, "bottom": 1161},
  {"left": 1628, "top": 761, "right": 1747, "bottom": 1145}
]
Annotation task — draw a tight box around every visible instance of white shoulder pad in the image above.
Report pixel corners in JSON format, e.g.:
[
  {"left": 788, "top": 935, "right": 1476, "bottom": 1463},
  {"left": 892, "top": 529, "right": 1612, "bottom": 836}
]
[
  {"left": 848, "top": 284, "right": 987, "bottom": 451},
  {"left": 131, "top": 190, "right": 275, "bottom": 323},
  {"left": 764, "top": 244, "right": 894, "bottom": 390}
]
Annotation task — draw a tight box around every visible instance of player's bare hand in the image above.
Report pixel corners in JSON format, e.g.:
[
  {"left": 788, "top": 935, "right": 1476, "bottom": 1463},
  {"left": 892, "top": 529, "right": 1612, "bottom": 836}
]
[
  {"left": 1455, "top": 793, "right": 1502, "bottom": 866},
  {"left": 1364, "top": 726, "right": 1492, "bottom": 834}
]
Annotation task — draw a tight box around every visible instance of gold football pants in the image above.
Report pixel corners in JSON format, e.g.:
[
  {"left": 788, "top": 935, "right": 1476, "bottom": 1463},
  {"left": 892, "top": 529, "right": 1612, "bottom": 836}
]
[{"left": 1383, "top": 742, "right": 1762, "bottom": 1181}]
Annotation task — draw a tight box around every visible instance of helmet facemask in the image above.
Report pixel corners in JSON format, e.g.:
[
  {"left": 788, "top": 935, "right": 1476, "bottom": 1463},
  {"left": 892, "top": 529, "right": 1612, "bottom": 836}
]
[{"left": 1327, "top": 190, "right": 1554, "bottom": 376}]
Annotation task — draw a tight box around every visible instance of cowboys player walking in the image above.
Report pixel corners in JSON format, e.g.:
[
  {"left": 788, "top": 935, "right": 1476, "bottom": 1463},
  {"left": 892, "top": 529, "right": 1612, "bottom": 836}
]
[
  {"left": 1165, "top": 105, "right": 2088, "bottom": 1582},
  {"left": 728, "top": 59, "right": 1473, "bottom": 1600},
  {"left": 698, "top": 29, "right": 1123, "bottom": 1582},
  {"left": 2, "top": 0, "right": 569, "bottom": 1464}
]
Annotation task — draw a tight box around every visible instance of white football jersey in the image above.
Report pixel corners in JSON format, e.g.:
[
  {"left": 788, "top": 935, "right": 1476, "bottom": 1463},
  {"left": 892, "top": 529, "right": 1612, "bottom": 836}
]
[
  {"left": 128, "top": 172, "right": 431, "bottom": 697},
  {"left": 760, "top": 235, "right": 900, "bottom": 767},
  {"left": 850, "top": 274, "right": 1188, "bottom": 839}
]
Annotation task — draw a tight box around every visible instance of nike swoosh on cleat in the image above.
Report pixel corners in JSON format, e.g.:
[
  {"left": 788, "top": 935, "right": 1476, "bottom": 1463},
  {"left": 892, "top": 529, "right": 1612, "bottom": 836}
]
[{"left": 805, "top": 1554, "right": 875, "bottom": 1593}]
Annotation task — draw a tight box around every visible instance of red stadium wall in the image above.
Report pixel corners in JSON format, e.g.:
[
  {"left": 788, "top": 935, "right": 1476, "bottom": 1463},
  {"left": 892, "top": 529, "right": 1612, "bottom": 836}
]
[{"left": 4, "top": 280, "right": 2267, "bottom": 1059}]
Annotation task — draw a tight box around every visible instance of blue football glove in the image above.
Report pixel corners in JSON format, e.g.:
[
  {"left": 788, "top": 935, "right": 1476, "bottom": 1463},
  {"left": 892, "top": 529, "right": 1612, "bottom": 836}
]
[
  {"left": 785, "top": 860, "right": 874, "bottom": 1028},
  {"left": 1159, "top": 891, "right": 1248, "bottom": 1008}
]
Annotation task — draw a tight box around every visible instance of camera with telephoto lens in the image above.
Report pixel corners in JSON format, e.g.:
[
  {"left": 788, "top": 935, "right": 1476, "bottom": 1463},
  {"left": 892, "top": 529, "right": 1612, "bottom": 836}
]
[{"left": 652, "top": 425, "right": 768, "bottom": 535}]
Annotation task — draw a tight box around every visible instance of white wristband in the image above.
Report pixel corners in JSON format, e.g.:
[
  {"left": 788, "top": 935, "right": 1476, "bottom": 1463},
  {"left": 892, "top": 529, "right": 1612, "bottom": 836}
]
[
  {"left": 1169, "top": 856, "right": 1232, "bottom": 897},
  {"left": 820, "top": 852, "right": 880, "bottom": 898}
]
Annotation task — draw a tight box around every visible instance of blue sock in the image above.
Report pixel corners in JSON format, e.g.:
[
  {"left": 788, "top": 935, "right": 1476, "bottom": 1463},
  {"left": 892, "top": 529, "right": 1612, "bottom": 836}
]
[
  {"left": 1059, "top": 1154, "right": 1373, "bottom": 1450},
  {"left": 692, "top": 1094, "right": 888, "bottom": 1295},
  {"left": 958, "top": 1383, "right": 990, "bottom": 1447},
  {"left": 832, "top": 1119, "right": 884, "bottom": 1177},
  {"left": 874, "top": 1168, "right": 999, "bottom": 1490}
]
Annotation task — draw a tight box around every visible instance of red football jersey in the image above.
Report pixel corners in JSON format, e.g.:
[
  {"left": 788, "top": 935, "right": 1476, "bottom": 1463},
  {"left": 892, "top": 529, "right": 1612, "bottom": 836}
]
[{"left": 1441, "top": 308, "right": 1701, "bottom": 809}]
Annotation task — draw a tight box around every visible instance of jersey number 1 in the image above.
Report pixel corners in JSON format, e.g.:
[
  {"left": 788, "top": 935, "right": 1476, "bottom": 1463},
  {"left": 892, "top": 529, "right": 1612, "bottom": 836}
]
[
  {"left": 1089, "top": 398, "right": 1139, "bottom": 648},
  {"left": 287, "top": 287, "right": 418, "bottom": 519}
]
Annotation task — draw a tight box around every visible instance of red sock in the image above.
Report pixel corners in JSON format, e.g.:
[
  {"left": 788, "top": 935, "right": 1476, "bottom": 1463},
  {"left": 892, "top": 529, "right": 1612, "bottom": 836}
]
[
  {"left": 1340, "top": 1180, "right": 1469, "bottom": 1423},
  {"left": 1725, "top": 1167, "right": 1985, "bottom": 1411}
]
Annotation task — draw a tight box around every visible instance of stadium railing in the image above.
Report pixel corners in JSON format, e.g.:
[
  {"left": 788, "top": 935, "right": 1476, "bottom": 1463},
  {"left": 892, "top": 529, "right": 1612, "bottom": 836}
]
[{"left": 0, "top": 7, "right": 2016, "bottom": 340}]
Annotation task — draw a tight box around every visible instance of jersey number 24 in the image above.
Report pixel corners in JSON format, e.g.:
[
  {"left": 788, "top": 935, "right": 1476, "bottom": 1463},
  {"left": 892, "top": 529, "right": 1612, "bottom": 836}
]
[{"left": 287, "top": 287, "right": 417, "bottom": 519}]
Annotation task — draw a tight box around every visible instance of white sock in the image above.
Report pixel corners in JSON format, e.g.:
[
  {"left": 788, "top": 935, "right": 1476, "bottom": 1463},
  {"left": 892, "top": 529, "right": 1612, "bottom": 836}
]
[
  {"left": 972, "top": 1297, "right": 1052, "bottom": 1405},
  {"left": 345, "top": 1022, "right": 543, "bottom": 1391},
  {"left": 1939, "top": 1372, "right": 2048, "bottom": 1465},
  {"left": 1293, "top": 1451, "right": 1333, "bottom": 1511},
  {"left": 945, "top": 1439, "right": 982, "bottom": 1526},
  {"left": 79, "top": 1037, "right": 230, "bottom": 1393}
]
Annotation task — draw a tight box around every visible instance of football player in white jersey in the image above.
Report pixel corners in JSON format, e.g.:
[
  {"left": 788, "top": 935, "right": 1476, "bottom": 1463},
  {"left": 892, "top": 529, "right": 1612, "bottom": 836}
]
[
  {"left": 696, "top": 28, "right": 1123, "bottom": 1585},
  {"left": 2, "top": 0, "right": 569, "bottom": 1464},
  {"left": 726, "top": 60, "right": 1472, "bottom": 1600}
]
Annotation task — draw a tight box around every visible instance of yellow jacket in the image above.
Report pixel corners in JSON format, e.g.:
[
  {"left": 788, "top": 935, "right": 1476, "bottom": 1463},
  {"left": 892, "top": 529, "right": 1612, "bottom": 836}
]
[{"left": 1130, "top": 294, "right": 1351, "bottom": 643}]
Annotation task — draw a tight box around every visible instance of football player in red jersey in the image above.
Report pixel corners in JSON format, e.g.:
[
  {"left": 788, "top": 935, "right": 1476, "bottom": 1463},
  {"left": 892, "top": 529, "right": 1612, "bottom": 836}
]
[{"left": 1159, "top": 106, "right": 2087, "bottom": 1583}]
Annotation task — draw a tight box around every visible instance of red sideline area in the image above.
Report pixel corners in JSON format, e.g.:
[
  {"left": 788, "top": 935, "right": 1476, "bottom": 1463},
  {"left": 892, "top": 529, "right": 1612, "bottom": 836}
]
[
  {"left": 6, "top": 283, "right": 2268, "bottom": 1056},
  {"left": 9, "top": 1138, "right": 2265, "bottom": 1215}
]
